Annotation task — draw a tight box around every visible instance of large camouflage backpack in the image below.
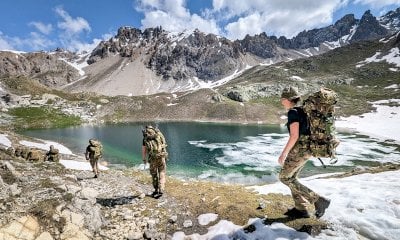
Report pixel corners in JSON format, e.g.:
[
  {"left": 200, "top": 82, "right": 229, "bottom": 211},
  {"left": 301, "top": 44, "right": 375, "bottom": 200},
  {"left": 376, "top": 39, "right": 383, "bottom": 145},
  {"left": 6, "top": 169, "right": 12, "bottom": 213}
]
[
  {"left": 88, "top": 139, "right": 103, "bottom": 158},
  {"left": 143, "top": 126, "right": 168, "bottom": 159},
  {"left": 302, "top": 88, "right": 340, "bottom": 164}
]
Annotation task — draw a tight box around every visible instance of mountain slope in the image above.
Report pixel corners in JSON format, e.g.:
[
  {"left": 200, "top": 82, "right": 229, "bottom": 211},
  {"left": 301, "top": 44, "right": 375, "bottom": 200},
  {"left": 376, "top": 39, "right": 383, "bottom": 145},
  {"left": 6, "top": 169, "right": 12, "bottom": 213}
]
[{"left": 0, "top": 8, "right": 399, "bottom": 97}]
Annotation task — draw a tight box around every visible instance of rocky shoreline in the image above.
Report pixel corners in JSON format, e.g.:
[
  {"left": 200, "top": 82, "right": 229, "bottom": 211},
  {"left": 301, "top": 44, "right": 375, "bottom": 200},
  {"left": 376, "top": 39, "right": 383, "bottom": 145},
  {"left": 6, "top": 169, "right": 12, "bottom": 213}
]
[
  {"left": 1, "top": 129, "right": 400, "bottom": 240},
  {"left": 0, "top": 128, "right": 331, "bottom": 240}
]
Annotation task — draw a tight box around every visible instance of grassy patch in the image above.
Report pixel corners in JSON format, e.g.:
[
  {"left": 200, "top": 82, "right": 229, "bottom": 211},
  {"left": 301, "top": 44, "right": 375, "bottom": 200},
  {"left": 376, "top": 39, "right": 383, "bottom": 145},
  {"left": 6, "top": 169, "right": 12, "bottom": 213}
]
[
  {"left": 131, "top": 170, "right": 328, "bottom": 233},
  {"left": 8, "top": 106, "right": 81, "bottom": 129},
  {"left": 250, "top": 96, "right": 281, "bottom": 108},
  {"left": 1, "top": 76, "right": 50, "bottom": 96}
]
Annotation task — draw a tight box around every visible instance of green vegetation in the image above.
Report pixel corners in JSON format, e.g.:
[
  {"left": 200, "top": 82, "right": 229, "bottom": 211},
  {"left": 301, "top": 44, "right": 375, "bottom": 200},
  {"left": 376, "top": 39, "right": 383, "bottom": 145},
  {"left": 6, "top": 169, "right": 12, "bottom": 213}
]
[
  {"left": 130, "top": 169, "right": 327, "bottom": 233},
  {"left": 9, "top": 106, "right": 82, "bottom": 129},
  {"left": 1, "top": 76, "right": 50, "bottom": 96},
  {"left": 224, "top": 39, "right": 400, "bottom": 118}
]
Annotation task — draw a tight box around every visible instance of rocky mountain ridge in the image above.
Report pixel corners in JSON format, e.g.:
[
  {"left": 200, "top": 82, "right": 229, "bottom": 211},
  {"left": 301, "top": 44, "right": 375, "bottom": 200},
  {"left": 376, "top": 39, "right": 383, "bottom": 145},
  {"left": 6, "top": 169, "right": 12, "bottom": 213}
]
[
  {"left": 0, "top": 31, "right": 399, "bottom": 129},
  {"left": 0, "top": 8, "right": 399, "bottom": 96},
  {"left": 0, "top": 49, "right": 81, "bottom": 88}
]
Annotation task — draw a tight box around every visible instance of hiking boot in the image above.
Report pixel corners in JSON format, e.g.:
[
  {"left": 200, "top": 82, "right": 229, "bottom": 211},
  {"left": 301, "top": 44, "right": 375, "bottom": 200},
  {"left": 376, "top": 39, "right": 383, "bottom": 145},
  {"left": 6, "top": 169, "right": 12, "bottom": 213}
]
[
  {"left": 151, "top": 190, "right": 159, "bottom": 197},
  {"left": 314, "top": 197, "right": 331, "bottom": 218},
  {"left": 93, "top": 174, "right": 98, "bottom": 178},
  {"left": 283, "top": 208, "right": 310, "bottom": 218},
  {"left": 154, "top": 192, "right": 163, "bottom": 199}
]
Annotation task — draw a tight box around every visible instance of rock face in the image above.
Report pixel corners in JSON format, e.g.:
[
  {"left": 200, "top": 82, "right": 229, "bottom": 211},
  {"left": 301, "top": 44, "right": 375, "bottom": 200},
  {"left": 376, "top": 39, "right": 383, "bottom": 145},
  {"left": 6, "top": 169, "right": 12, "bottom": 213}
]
[
  {"left": 0, "top": 50, "right": 80, "bottom": 87},
  {"left": 351, "top": 10, "right": 389, "bottom": 42},
  {"left": 272, "top": 14, "right": 358, "bottom": 49},
  {"left": 379, "top": 7, "right": 400, "bottom": 33},
  {"left": 237, "top": 33, "right": 277, "bottom": 58},
  {"left": 0, "top": 8, "right": 399, "bottom": 96},
  {"left": 88, "top": 27, "right": 245, "bottom": 81}
]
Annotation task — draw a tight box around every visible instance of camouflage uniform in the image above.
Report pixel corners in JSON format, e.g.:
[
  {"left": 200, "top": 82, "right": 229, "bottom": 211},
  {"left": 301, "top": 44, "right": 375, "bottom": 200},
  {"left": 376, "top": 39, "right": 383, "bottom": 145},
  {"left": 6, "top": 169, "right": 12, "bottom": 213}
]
[
  {"left": 279, "top": 135, "right": 320, "bottom": 210},
  {"left": 148, "top": 154, "right": 166, "bottom": 193},
  {"left": 26, "top": 149, "right": 43, "bottom": 161},
  {"left": 279, "top": 86, "right": 322, "bottom": 212},
  {"left": 46, "top": 145, "right": 60, "bottom": 162},
  {"left": 142, "top": 126, "right": 168, "bottom": 195},
  {"left": 85, "top": 139, "right": 103, "bottom": 177}
]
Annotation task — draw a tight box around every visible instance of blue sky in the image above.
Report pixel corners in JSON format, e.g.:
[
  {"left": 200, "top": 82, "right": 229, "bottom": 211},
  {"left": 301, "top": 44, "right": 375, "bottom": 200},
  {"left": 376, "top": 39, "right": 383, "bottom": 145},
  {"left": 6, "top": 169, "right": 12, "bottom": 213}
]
[{"left": 0, "top": 0, "right": 399, "bottom": 52}]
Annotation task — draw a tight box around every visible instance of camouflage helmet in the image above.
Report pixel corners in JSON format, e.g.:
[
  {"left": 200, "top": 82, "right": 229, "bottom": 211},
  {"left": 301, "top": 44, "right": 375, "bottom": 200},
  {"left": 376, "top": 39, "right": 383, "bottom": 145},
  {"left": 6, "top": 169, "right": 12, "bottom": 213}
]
[{"left": 281, "top": 86, "right": 300, "bottom": 100}]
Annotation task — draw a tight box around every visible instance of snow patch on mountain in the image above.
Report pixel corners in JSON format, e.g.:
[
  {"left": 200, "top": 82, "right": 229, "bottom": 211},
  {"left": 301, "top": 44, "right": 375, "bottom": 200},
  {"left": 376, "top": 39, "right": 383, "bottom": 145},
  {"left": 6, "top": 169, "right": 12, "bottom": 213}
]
[{"left": 356, "top": 47, "right": 400, "bottom": 68}]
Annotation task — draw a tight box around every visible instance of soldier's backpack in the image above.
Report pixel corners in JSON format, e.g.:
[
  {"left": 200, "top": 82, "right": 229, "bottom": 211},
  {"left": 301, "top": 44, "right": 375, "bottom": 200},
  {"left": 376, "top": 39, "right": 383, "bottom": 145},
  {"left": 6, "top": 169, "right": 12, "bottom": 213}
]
[
  {"left": 302, "top": 88, "right": 340, "bottom": 165},
  {"left": 89, "top": 139, "right": 103, "bottom": 158},
  {"left": 143, "top": 126, "right": 168, "bottom": 159}
]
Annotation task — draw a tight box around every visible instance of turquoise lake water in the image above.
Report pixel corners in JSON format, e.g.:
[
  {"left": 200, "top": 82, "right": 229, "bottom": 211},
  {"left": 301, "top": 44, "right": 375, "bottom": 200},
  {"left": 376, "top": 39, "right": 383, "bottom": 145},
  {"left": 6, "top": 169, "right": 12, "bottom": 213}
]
[{"left": 22, "top": 122, "right": 400, "bottom": 185}]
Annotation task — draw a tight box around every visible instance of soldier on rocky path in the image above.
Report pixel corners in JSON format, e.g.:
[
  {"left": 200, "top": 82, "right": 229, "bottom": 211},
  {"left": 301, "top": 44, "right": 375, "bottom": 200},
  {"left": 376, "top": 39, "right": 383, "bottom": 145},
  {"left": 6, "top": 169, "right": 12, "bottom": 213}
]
[
  {"left": 45, "top": 145, "right": 60, "bottom": 162},
  {"left": 142, "top": 125, "right": 168, "bottom": 198},
  {"left": 85, "top": 139, "right": 103, "bottom": 178}
]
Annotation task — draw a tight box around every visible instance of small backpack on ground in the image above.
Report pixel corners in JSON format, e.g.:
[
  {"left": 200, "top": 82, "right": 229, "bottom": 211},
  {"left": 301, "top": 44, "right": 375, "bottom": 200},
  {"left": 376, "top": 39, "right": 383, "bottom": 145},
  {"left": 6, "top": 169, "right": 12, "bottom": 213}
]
[
  {"left": 89, "top": 139, "right": 103, "bottom": 158},
  {"left": 302, "top": 88, "right": 340, "bottom": 166},
  {"left": 143, "top": 126, "right": 168, "bottom": 159}
]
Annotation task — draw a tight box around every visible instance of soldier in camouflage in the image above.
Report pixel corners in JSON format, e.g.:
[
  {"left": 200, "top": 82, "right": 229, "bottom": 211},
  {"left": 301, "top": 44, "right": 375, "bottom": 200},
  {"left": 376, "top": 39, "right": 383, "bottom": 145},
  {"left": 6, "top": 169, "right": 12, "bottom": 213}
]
[
  {"left": 45, "top": 145, "right": 60, "bottom": 162},
  {"left": 142, "top": 125, "right": 167, "bottom": 198},
  {"left": 85, "top": 139, "right": 103, "bottom": 178},
  {"left": 278, "top": 86, "right": 331, "bottom": 219}
]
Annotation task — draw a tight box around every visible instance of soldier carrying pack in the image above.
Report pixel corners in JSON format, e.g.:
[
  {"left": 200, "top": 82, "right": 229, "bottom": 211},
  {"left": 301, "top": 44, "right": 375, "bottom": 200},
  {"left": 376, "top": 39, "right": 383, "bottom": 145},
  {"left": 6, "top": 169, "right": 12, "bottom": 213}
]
[
  {"left": 301, "top": 87, "right": 340, "bottom": 166},
  {"left": 85, "top": 139, "right": 103, "bottom": 178},
  {"left": 142, "top": 126, "right": 168, "bottom": 159},
  {"left": 142, "top": 125, "right": 168, "bottom": 198},
  {"left": 87, "top": 139, "right": 103, "bottom": 159}
]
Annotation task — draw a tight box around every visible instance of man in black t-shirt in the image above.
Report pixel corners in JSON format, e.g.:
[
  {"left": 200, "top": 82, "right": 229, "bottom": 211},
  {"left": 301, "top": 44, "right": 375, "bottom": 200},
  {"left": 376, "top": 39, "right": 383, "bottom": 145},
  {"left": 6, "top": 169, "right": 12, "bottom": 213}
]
[{"left": 278, "top": 86, "right": 331, "bottom": 219}]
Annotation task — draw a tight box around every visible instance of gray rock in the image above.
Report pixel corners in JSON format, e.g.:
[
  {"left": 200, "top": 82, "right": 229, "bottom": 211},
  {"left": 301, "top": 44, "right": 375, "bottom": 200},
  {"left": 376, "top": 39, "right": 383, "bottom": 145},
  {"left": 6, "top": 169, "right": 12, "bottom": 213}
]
[
  {"left": 168, "top": 215, "right": 178, "bottom": 224},
  {"left": 126, "top": 231, "right": 143, "bottom": 240},
  {"left": 0, "top": 51, "right": 80, "bottom": 87},
  {"left": 183, "top": 219, "right": 193, "bottom": 228},
  {"left": 8, "top": 183, "right": 21, "bottom": 196}
]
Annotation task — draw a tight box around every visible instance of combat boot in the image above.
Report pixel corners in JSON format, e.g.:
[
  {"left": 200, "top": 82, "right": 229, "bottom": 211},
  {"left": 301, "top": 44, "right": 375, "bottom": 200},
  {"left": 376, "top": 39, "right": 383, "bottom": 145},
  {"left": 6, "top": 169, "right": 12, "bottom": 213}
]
[
  {"left": 314, "top": 197, "right": 331, "bottom": 218},
  {"left": 151, "top": 189, "right": 159, "bottom": 197}
]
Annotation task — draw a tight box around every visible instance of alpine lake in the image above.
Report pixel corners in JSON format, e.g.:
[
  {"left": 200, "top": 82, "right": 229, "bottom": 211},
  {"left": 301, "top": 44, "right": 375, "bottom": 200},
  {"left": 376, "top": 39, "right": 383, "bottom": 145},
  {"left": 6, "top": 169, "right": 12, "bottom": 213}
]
[{"left": 21, "top": 121, "right": 400, "bottom": 185}]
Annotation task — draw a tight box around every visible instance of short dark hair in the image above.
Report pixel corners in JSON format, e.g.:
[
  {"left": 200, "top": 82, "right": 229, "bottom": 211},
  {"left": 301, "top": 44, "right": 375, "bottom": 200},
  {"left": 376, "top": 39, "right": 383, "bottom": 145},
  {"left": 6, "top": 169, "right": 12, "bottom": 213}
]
[{"left": 290, "top": 97, "right": 301, "bottom": 104}]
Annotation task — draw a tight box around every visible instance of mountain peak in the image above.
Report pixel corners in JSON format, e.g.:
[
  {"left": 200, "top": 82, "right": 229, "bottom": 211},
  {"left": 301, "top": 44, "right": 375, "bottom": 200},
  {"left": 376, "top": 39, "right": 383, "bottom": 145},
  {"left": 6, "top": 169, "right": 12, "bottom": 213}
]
[{"left": 351, "top": 9, "right": 389, "bottom": 42}]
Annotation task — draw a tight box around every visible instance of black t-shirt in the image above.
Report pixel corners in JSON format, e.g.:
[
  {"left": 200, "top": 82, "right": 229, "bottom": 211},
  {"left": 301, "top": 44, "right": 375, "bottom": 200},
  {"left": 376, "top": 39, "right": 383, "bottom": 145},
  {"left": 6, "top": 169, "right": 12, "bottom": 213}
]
[{"left": 287, "top": 107, "right": 310, "bottom": 136}]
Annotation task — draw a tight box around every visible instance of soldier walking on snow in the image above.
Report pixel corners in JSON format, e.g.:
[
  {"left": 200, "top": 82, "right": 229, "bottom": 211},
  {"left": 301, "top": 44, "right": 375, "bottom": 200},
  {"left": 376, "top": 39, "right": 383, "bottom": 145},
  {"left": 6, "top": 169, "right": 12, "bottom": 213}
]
[{"left": 278, "top": 86, "right": 331, "bottom": 219}]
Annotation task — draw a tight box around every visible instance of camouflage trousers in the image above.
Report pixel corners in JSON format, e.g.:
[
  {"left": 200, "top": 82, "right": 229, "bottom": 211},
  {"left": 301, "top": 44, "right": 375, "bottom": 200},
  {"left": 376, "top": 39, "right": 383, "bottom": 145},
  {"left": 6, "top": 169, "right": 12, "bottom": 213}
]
[
  {"left": 89, "top": 156, "right": 100, "bottom": 175},
  {"left": 279, "top": 136, "right": 320, "bottom": 210},
  {"left": 47, "top": 154, "right": 59, "bottom": 162},
  {"left": 149, "top": 156, "right": 166, "bottom": 192}
]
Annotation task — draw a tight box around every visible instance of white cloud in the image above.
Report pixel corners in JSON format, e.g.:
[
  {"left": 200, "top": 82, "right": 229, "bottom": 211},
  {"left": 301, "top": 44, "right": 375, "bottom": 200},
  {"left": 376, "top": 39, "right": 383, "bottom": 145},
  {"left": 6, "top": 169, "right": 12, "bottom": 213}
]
[
  {"left": 0, "top": 31, "right": 55, "bottom": 51},
  {"left": 29, "top": 21, "right": 53, "bottom": 35},
  {"left": 70, "top": 37, "right": 107, "bottom": 53},
  {"left": 55, "top": 6, "right": 91, "bottom": 36},
  {"left": 213, "top": 0, "right": 346, "bottom": 39},
  {"left": 136, "top": 0, "right": 400, "bottom": 40},
  {"left": 137, "top": 0, "right": 220, "bottom": 35},
  {"left": 27, "top": 32, "right": 55, "bottom": 50},
  {"left": 54, "top": 6, "right": 94, "bottom": 52},
  {"left": 0, "top": 32, "right": 14, "bottom": 50},
  {"left": 225, "top": 13, "right": 264, "bottom": 39},
  {"left": 354, "top": 0, "right": 400, "bottom": 8}
]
